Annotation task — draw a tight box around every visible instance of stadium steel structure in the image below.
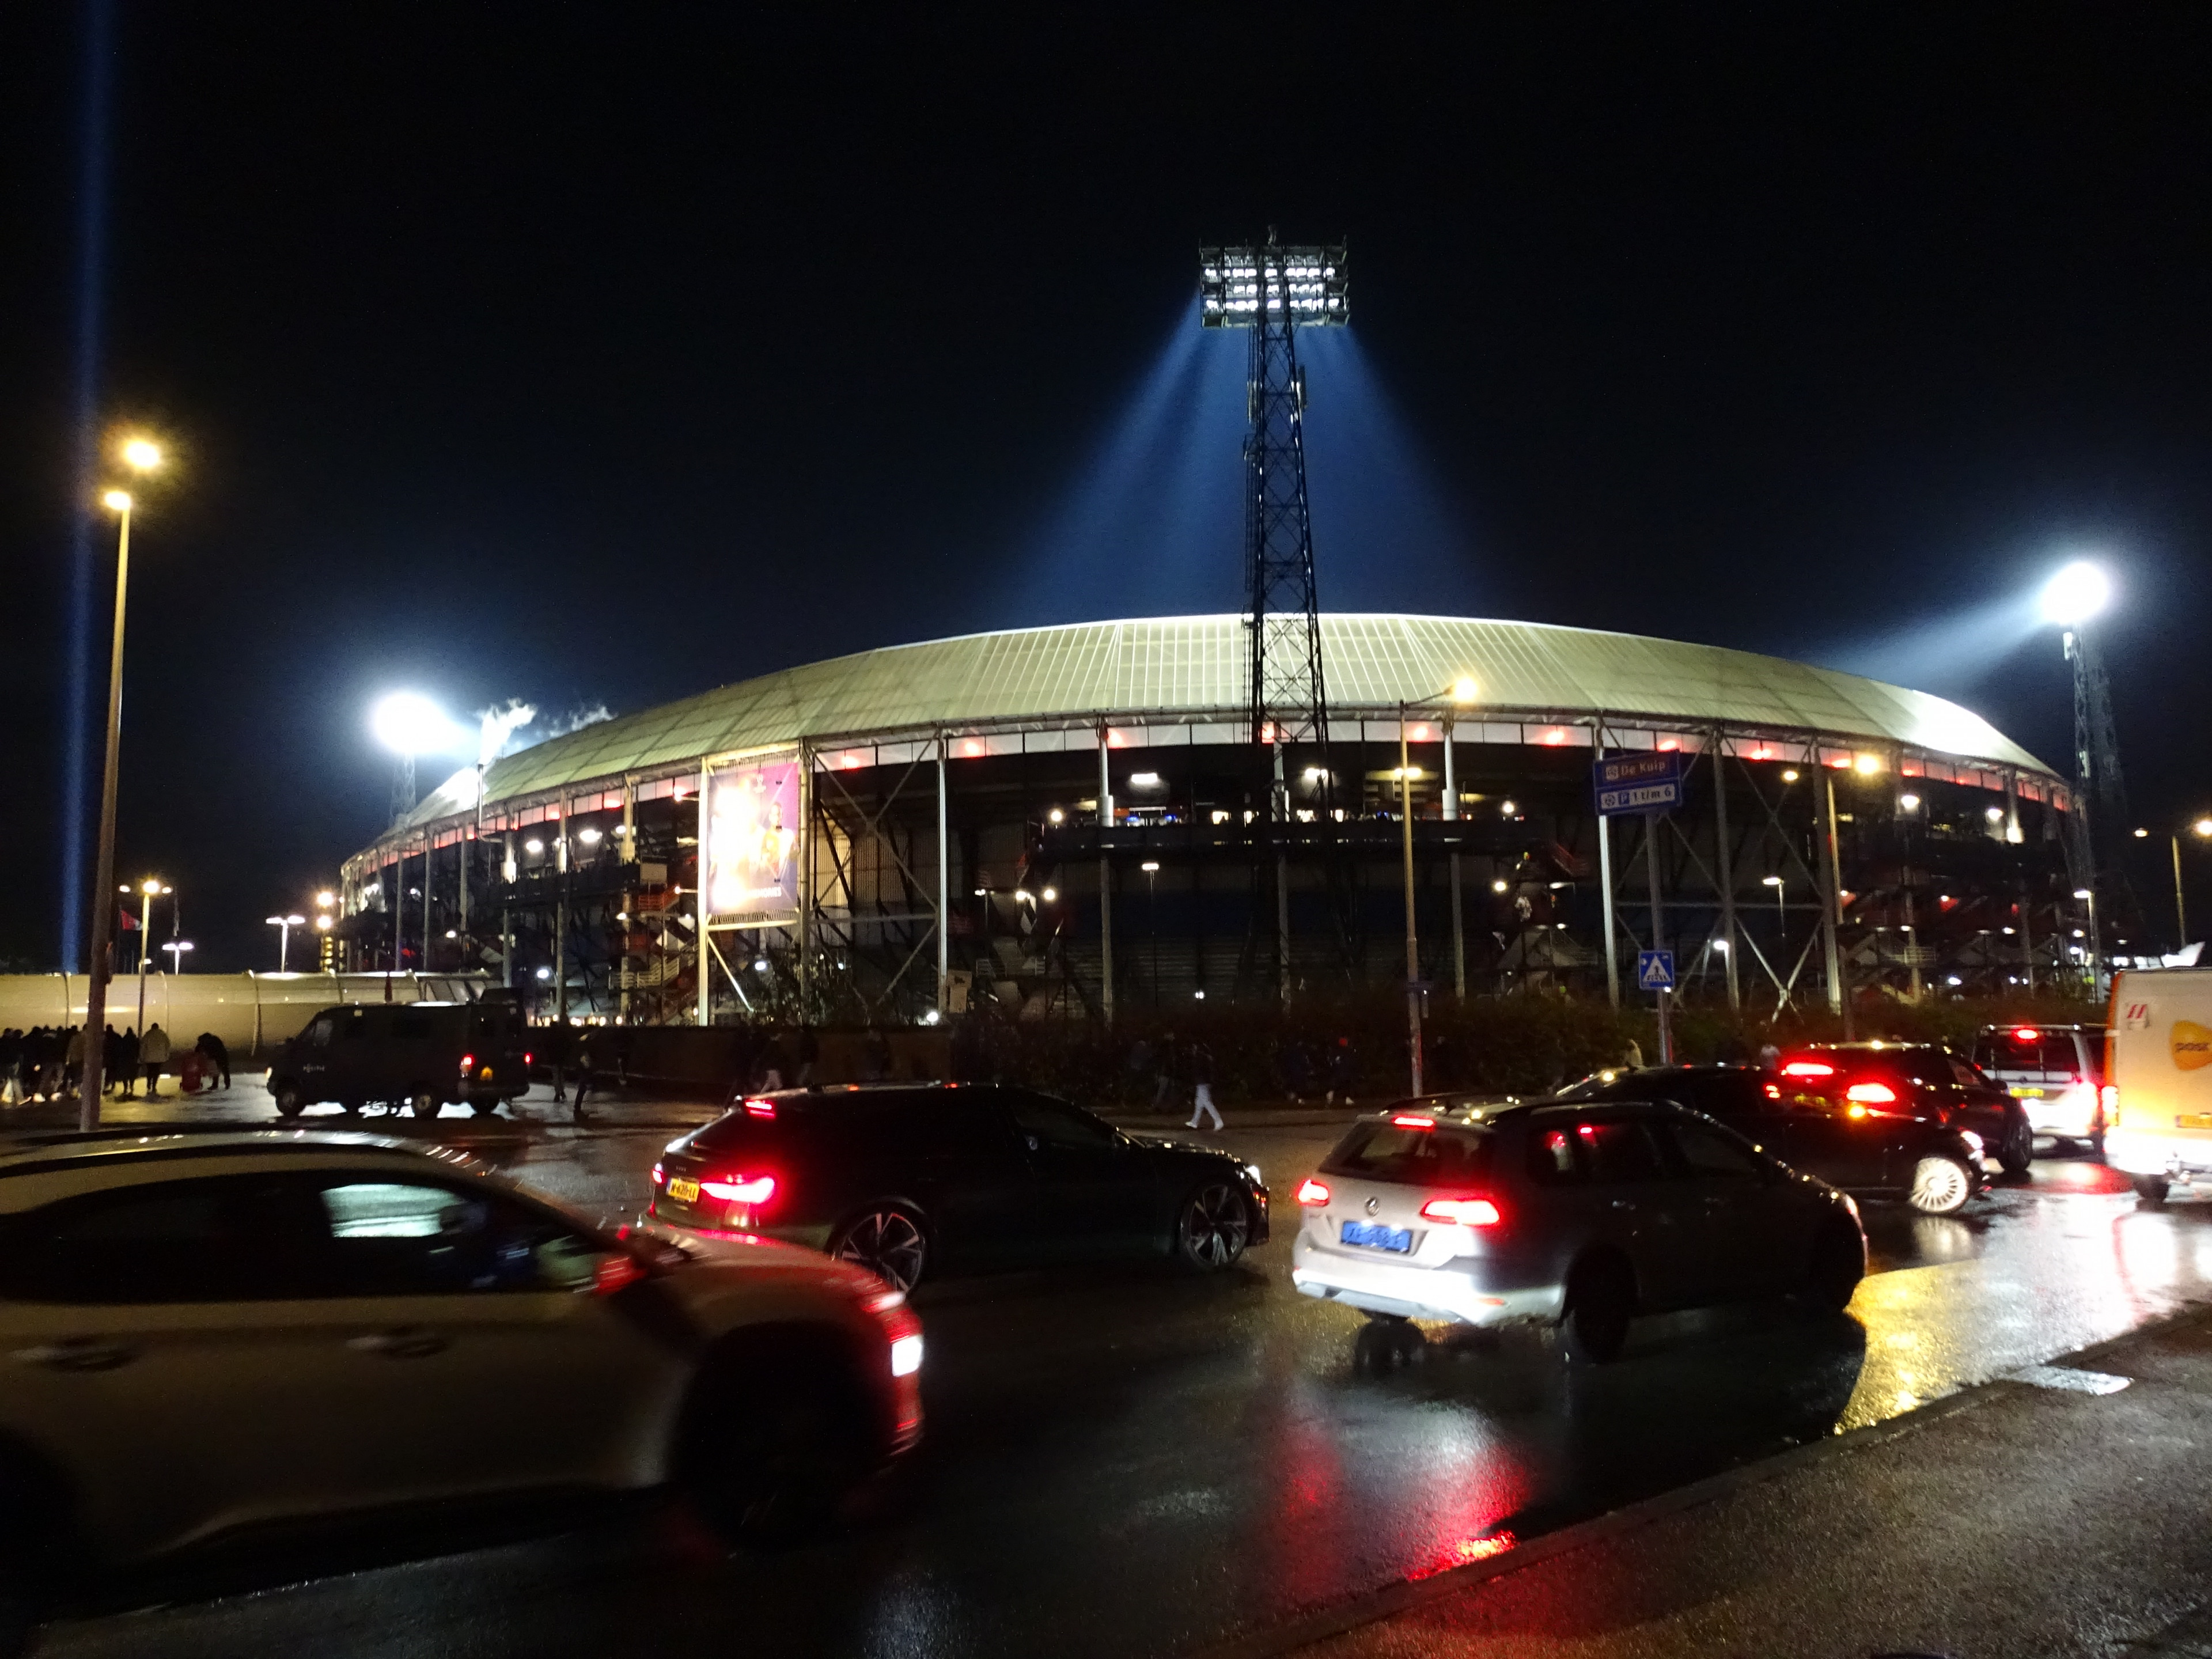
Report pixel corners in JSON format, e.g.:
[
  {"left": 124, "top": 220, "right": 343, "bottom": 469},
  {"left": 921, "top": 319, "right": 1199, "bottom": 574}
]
[{"left": 337, "top": 614, "right": 2100, "bottom": 1030}]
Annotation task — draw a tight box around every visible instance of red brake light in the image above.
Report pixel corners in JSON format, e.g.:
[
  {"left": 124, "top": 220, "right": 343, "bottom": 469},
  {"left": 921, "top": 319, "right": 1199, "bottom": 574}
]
[
  {"left": 1782, "top": 1060, "right": 1835, "bottom": 1078},
  {"left": 523, "top": 1051, "right": 533, "bottom": 1065},
  {"left": 1295, "top": 1178, "right": 1331, "bottom": 1206},
  {"left": 459, "top": 1053, "right": 475, "bottom": 1072},
  {"left": 1391, "top": 1113, "right": 1435, "bottom": 1129},
  {"left": 593, "top": 1253, "right": 646, "bottom": 1296},
  {"left": 650, "top": 1162, "right": 665, "bottom": 1185},
  {"left": 744, "top": 1097, "right": 777, "bottom": 1119},
  {"left": 2011, "top": 1027, "right": 2040, "bottom": 1043},
  {"left": 700, "top": 1173, "right": 777, "bottom": 1205},
  {"left": 1420, "top": 1196, "right": 1502, "bottom": 1226},
  {"left": 1845, "top": 1081, "right": 1898, "bottom": 1105}
]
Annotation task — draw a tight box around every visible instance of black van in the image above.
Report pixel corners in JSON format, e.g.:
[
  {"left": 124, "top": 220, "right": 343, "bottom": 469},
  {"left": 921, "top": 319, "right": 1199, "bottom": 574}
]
[{"left": 267, "top": 997, "right": 532, "bottom": 1119}]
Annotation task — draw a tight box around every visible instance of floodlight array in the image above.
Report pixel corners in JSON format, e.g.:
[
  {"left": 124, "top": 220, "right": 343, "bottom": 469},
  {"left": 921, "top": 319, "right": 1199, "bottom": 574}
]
[{"left": 1199, "top": 244, "right": 1349, "bottom": 327}]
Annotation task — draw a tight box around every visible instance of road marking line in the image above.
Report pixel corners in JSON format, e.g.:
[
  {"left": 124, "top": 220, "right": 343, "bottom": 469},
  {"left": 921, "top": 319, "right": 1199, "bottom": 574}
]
[{"left": 2006, "top": 1363, "right": 2133, "bottom": 1395}]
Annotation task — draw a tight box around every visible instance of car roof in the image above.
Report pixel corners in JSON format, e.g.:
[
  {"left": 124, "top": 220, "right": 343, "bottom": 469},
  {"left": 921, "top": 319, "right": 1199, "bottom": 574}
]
[
  {"left": 1974, "top": 1022, "right": 2103, "bottom": 1035},
  {"left": 0, "top": 1128, "right": 452, "bottom": 1185}
]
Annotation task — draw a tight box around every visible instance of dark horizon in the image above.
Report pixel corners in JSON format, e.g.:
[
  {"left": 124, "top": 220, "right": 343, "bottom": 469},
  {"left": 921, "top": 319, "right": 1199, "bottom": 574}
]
[{"left": 3, "top": 7, "right": 2209, "bottom": 974}]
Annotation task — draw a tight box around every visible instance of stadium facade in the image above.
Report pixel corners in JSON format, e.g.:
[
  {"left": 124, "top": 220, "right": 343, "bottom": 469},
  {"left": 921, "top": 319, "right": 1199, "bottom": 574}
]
[{"left": 336, "top": 613, "right": 2088, "bottom": 1027}]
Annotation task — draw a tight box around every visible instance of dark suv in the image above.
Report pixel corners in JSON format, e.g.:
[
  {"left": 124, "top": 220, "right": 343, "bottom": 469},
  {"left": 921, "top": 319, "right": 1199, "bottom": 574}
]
[
  {"left": 267, "top": 998, "right": 532, "bottom": 1119},
  {"left": 1779, "top": 1043, "right": 2033, "bottom": 1175},
  {"left": 649, "top": 1084, "right": 1270, "bottom": 1290},
  {"left": 1561, "top": 1065, "right": 1991, "bottom": 1215}
]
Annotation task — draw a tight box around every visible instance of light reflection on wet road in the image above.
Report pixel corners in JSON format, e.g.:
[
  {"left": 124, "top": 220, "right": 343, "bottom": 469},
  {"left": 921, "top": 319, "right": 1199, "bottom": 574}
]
[{"left": 36, "top": 1122, "right": 2212, "bottom": 1659}]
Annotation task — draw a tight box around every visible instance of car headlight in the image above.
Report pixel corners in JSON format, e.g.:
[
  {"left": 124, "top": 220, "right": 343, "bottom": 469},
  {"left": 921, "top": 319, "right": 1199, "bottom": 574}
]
[{"left": 1959, "top": 1130, "right": 1984, "bottom": 1153}]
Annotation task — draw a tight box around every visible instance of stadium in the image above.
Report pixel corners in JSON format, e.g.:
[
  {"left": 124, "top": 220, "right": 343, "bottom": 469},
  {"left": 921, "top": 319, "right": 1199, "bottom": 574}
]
[{"left": 335, "top": 611, "right": 2088, "bottom": 1029}]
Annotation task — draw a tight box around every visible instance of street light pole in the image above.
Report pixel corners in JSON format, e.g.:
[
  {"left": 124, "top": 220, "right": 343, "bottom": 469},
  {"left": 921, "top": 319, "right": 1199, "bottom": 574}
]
[
  {"left": 1400, "top": 706, "right": 1422, "bottom": 1095},
  {"left": 267, "top": 914, "right": 305, "bottom": 973},
  {"left": 78, "top": 482, "right": 145, "bottom": 1129}
]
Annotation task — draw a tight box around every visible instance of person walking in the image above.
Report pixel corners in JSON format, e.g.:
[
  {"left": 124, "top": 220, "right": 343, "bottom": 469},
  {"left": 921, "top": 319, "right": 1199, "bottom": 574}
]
[
  {"left": 795, "top": 1025, "right": 820, "bottom": 1088},
  {"left": 1185, "top": 1040, "right": 1222, "bottom": 1132},
  {"left": 1325, "top": 1036, "right": 1355, "bottom": 1105},
  {"left": 140, "top": 1024, "right": 172, "bottom": 1099},
  {"left": 62, "top": 1025, "right": 86, "bottom": 1100},
  {"left": 570, "top": 1025, "right": 597, "bottom": 1123},
  {"left": 195, "top": 1032, "right": 232, "bottom": 1090},
  {"left": 113, "top": 1027, "right": 139, "bottom": 1099}
]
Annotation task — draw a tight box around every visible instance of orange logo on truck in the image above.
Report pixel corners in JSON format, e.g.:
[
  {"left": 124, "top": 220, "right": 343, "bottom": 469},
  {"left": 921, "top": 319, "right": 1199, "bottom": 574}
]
[{"left": 2173, "top": 1021, "right": 2212, "bottom": 1071}]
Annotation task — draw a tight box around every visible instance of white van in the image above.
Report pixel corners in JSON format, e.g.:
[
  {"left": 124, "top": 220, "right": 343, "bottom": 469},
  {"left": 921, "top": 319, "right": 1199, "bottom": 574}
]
[{"left": 2104, "top": 967, "right": 2212, "bottom": 1203}]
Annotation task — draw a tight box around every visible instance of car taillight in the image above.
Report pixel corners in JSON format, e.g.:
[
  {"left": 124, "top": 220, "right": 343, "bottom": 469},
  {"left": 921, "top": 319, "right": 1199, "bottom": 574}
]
[
  {"left": 1845, "top": 1082, "right": 1898, "bottom": 1104},
  {"left": 2012, "top": 1027, "right": 2041, "bottom": 1044},
  {"left": 594, "top": 1253, "right": 646, "bottom": 1296},
  {"left": 1296, "top": 1178, "right": 1331, "bottom": 1206},
  {"left": 1391, "top": 1113, "right": 1435, "bottom": 1130},
  {"left": 1782, "top": 1060, "right": 1835, "bottom": 1078},
  {"left": 1763, "top": 1082, "right": 1782, "bottom": 1100},
  {"left": 524, "top": 1051, "right": 533, "bottom": 1065},
  {"left": 2101, "top": 1084, "right": 2120, "bottom": 1124},
  {"left": 745, "top": 1097, "right": 777, "bottom": 1119},
  {"left": 459, "top": 1052, "right": 475, "bottom": 1071},
  {"left": 1420, "top": 1196, "right": 1502, "bottom": 1226},
  {"left": 651, "top": 1162, "right": 665, "bottom": 1185},
  {"left": 700, "top": 1173, "right": 777, "bottom": 1205}
]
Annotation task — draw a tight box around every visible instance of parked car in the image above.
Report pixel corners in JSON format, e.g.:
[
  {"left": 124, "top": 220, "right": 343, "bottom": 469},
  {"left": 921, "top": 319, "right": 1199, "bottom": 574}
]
[
  {"left": 2104, "top": 966, "right": 2212, "bottom": 1205},
  {"left": 266, "top": 996, "right": 531, "bottom": 1119},
  {"left": 1288, "top": 1097, "right": 1866, "bottom": 1363},
  {"left": 649, "top": 1083, "right": 1270, "bottom": 1290},
  {"left": 1969, "top": 1023, "right": 2112, "bottom": 1156},
  {"left": 0, "top": 1131, "right": 921, "bottom": 1643},
  {"left": 1778, "top": 1042, "right": 2034, "bottom": 1175},
  {"left": 1559, "top": 1063, "right": 1990, "bottom": 1215}
]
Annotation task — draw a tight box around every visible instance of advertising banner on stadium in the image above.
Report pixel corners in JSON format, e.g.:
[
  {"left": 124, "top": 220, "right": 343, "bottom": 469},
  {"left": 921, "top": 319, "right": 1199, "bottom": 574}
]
[{"left": 706, "top": 755, "right": 800, "bottom": 922}]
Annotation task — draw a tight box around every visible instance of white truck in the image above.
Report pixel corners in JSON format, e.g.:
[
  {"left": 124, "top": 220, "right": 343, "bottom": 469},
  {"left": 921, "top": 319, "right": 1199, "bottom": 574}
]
[{"left": 2104, "top": 966, "right": 2212, "bottom": 1205}]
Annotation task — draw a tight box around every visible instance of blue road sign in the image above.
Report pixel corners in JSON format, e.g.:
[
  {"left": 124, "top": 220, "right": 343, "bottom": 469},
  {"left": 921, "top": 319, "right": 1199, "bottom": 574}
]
[
  {"left": 1637, "top": 949, "right": 1676, "bottom": 992},
  {"left": 1594, "top": 751, "right": 1685, "bottom": 816}
]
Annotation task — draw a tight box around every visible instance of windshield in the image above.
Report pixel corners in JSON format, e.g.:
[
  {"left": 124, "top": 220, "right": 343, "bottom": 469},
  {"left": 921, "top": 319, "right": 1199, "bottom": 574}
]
[{"left": 1321, "top": 1121, "right": 1496, "bottom": 1186}]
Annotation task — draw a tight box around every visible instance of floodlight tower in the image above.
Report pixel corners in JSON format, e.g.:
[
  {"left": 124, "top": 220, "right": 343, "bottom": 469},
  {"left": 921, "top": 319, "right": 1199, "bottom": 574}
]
[
  {"left": 2040, "top": 562, "right": 2130, "bottom": 888},
  {"left": 1200, "top": 234, "right": 1349, "bottom": 747}
]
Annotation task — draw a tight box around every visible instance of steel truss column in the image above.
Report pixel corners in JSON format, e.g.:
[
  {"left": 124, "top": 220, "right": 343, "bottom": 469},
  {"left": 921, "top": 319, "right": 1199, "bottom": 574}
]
[
  {"left": 697, "top": 762, "right": 711, "bottom": 1027},
  {"left": 1443, "top": 717, "right": 1464, "bottom": 1000},
  {"left": 1821, "top": 767, "right": 1851, "bottom": 1035},
  {"left": 1272, "top": 740, "right": 1291, "bottom": 1009},
  {"left": 1242, "top": 246, "right": 1330, "bottom": 751}
]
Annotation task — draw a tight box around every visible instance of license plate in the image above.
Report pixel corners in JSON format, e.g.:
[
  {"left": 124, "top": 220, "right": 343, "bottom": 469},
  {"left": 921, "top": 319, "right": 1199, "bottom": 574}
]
[
  {"left": 2177, "top": 1116, "right": 2212, "bottom": 1132},
  {"left": 2009, "top": 1087, "right": 2045, "bottom": 1099},
  {"left": 666, "top": 1178, "right": 700, "bottom": 1203},
  {"left": 1341, "top": 1220, "right": 1412, "bottom": 1253}
]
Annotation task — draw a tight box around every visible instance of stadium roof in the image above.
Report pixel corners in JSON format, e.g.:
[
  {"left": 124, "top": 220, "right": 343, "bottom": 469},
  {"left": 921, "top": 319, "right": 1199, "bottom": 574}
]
[{"left": 394, "top": 613, "right": 2059, "bottom": 835}]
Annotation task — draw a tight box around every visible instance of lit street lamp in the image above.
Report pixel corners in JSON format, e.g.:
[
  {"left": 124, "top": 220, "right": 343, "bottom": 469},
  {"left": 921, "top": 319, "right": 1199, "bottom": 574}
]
[
  {"left": 2073, "top": 887, "right": 2100, "bottom": 990},
  {"left": 78, "top": 435, "right": 165, "bottom": 1129},
  {"left": 131, "top": 878, "right": 172, "bottom": 1036},
  {"left": 161, "top": 940, "right": 194, "bottom": 972},
  {"left": 266, "top": 914, "right": 307, "bottom": 973}
]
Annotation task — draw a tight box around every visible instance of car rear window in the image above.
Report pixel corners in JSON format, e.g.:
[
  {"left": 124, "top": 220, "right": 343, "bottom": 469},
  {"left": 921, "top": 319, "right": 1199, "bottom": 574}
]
[
  {"left": 1972, "top": 1033, "right": 2083, "bottom": 1078},
  {"left": 1321, "top": 1121, "right": 1495, "bottom": 1185}
]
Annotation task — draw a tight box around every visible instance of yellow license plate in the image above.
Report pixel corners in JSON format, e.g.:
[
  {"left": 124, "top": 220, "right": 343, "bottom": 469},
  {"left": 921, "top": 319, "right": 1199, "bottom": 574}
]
[
  {"left": 2010, "top": 1087, "right": 2045, "bottom": 1099},
  {"left": 667, "top": 1178, "right": 700, "bottom": 1203},
  {"left": 2176, "top": 1116, "right": 2212, "bottom": 1132}
]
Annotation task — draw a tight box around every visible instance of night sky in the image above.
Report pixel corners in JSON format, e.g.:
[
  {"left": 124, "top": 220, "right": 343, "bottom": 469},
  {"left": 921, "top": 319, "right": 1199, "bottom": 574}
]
[{"left": 3, "top": 6, "right": 2209, "bottom": 972}]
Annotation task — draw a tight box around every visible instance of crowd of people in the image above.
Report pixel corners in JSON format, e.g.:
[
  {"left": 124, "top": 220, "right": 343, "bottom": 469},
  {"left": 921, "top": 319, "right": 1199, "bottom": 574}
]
[{"left": 0, "top": 1025, "right": 232, "bottom": 1105}]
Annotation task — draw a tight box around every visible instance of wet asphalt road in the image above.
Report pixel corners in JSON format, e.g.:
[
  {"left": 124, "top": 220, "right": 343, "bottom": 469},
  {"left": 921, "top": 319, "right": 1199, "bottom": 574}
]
[{"left": 28, "top": 1099, "right": 2212, "bottom": 1659}]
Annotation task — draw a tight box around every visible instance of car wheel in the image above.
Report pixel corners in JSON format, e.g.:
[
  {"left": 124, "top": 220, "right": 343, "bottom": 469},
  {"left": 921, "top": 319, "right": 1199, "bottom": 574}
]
[
  {"left": 409, "top": 1090, "right": 441, "bottom": 1119},
  {"left": 1908, "top": 1154, "right": 1974, "bottom": 1215},
  {"left": 1559, "top": 1254, "right": 1634, "bottom": 1364},
  {"left": 829, "top": 1206, "right": 929, "bottom": 1292},
  {"left": 1173, "top": 1181, "right": 1251, "bottom": 1272},
  {"left": 1800, "top": 1219, "right": 1864, "bottom": 1313},
  {"left": 678, "top": 1342, "right": 876, "bottom": 1546},
  {"left": 2133, "top": 1174, "right": 2171, "bottom": 1208},
  {"left": 272, "top": 1083, "right": 306, "bottom": 1119},
  {"left": 1998, "top": 1116, "right": 2033, "bottom": 1176},
  {"left": 470, "top": 1097, "right": 497, "bottom": 1117},
  {"left": 338, "top": 1097, "right": 362, "bottom": 1116}
]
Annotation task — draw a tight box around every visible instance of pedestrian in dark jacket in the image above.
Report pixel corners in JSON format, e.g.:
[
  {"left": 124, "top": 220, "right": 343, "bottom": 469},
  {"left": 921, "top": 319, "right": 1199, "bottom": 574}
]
[
  {"left": 195, "top": 1032, "right": 232, "bottom": 1089},
  {"left": 1326, "top": 1036, "right": 1356, "bottom": 1105},
  {"left": 113, "top": 1027, "right": 139, "bottom": 1098},
  {"left": 1185, "top": 1041, "right": 1221, "bottom": 1131}
]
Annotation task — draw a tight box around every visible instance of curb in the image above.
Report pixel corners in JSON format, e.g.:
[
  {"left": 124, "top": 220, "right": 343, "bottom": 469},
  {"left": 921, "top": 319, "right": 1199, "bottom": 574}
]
[{"left": 1188, "top": 1296, "right": 2212, "bottom": 1659}]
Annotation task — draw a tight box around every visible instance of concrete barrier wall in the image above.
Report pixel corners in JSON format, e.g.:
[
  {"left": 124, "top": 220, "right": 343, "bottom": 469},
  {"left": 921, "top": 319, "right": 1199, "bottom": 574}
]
[{"left": 0, "top": 972, "right": 493, "bottom": 1058}]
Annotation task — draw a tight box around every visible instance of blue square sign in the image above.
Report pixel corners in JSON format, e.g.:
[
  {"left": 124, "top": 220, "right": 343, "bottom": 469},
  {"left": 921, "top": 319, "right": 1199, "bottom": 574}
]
[{"left": 1637, "top": 950, "right": 1676, "bottom": 992}]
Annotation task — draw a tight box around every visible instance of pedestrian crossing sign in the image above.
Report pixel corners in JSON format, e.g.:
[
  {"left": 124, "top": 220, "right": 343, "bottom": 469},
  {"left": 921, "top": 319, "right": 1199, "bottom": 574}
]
[{"left": 1637, "top": 950, "right": 1675, "bottom": 992}]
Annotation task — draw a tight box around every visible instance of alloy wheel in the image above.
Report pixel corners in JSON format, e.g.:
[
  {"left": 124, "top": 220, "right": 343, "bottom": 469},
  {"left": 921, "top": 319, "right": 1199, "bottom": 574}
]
[
  {"left": 1180, "top": 1183, "right": 1250, "bottom": 1269},
  {"left": 834, "top": 1209, "right": 927, "bottom": 1291},
  {"left": 1910, "top": 1154, "right": 1971, "bottom": 1215}
]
